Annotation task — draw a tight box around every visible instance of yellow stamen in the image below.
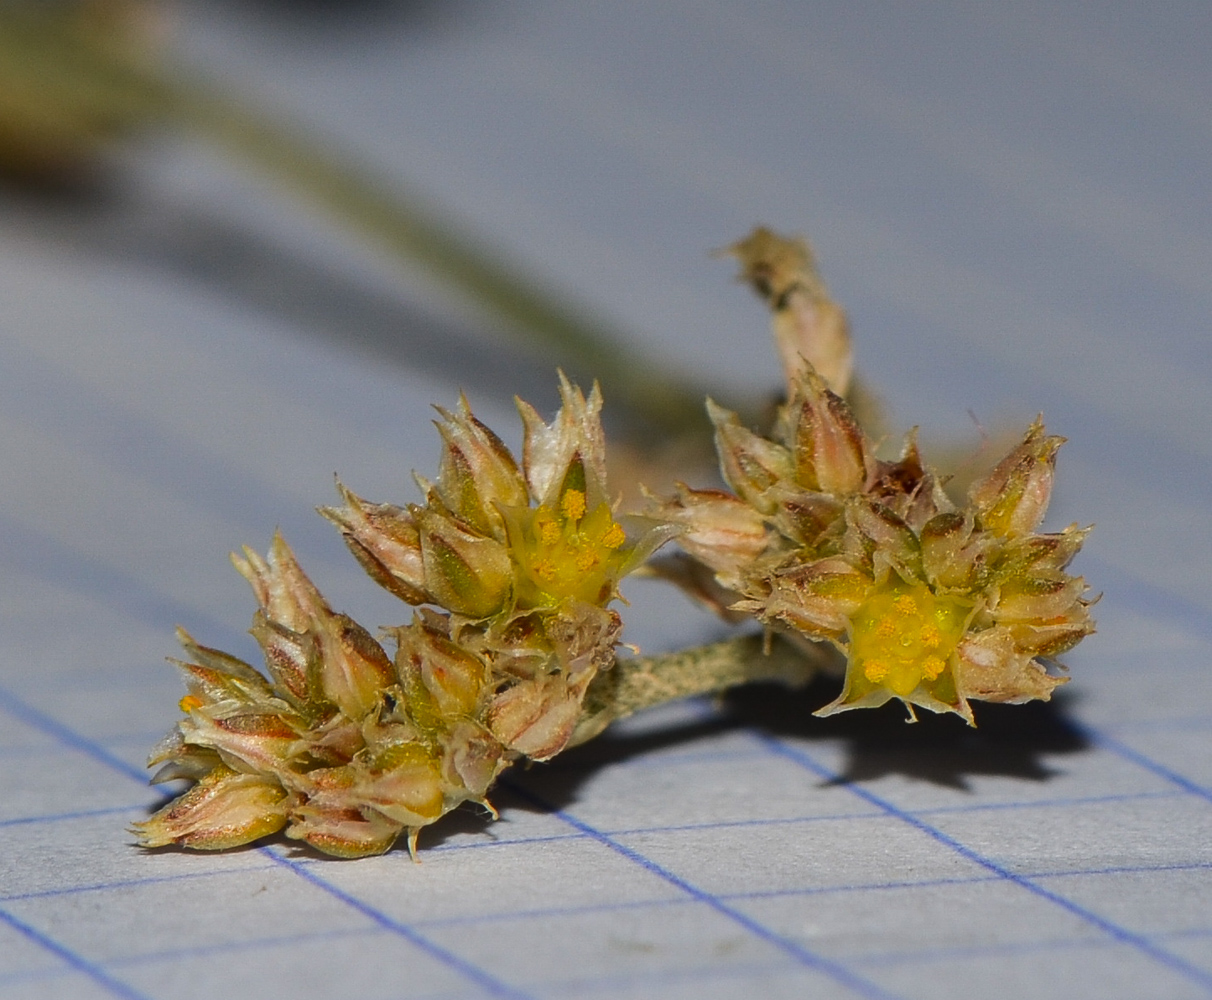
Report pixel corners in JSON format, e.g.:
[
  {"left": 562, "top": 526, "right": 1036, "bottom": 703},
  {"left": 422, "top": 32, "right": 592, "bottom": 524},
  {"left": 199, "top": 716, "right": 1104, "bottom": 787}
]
[
  {"left": 601, "top": 523, "right": 626, "bottom": 549},
  {"left": 848, "top": 583, "right": 969, "bottom": 701},
  {"left": 537, "top": 514, "right": 561, "bottom": 546},
  {"left": 561, "top": 489, "right": 586, "bottom": 523},
  {"left": 179, "top": 694, "right": 204, "bottom": 713},
  {"left": 863, "top": 659, "right": 889, "bottom": 683}
]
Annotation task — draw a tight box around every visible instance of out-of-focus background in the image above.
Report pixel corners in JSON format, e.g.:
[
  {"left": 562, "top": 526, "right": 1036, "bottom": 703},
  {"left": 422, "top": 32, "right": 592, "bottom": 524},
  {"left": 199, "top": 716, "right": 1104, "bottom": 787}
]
[{"left": 2, "top": 4, "right": 1211, "bottom": 999}]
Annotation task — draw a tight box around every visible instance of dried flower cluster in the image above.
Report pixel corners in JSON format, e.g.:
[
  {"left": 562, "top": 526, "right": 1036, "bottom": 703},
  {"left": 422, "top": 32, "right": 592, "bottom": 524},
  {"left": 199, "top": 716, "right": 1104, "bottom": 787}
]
[
  {"left": 654, "top": 365, "right": 1094, "bottom": 723},
  {"left": 134, "top": 378, "right": 675, "bottom": 857},
  {"left": 136, "top": 226, "right": 1096, "bottom": 860}
]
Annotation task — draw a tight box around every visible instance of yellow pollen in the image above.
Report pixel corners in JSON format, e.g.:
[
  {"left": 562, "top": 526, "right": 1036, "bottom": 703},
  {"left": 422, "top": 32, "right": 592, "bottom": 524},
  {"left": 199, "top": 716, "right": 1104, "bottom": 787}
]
[
  {"left": 561, "top": 489, "right": 587, "bottom": 523},
  {"left": 575, "top": 549, "right": 599, "bottom": 571},
  {"left": 533, "top": 558, "right": 557, "bottom": 582},
  {"left": 863, "top": 659, "right": 889, "bottom": 683},
  {"left": 179, "top": 694, "right": 204, "bottom": 713},
  {"left": 601, "top": 523, "right": 626, "bottom": 549},
  {"left": 848, "top": 583, "right": 969, "bottom": 701},
  {"left": 537, "top": 514, "right": 560, "bottom": 546}
]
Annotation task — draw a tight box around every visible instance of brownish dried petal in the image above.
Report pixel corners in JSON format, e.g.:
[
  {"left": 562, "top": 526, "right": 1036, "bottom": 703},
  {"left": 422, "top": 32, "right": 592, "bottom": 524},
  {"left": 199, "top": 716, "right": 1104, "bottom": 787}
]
[
  {"left": 414, "top": 507, "right": 513, "bottom": 619},
  {"left": 955, "top": 627, "right": 1068, "bottom": 704},
  {"left": 654, "top": 486, "right": 769, "bottom": 585},
  {"left": 177, "top": 709, "right": 301, "bottom": 776},
  {"left": 488, "top": 675, "right": 583, "bottom": 760},
  {"left": 785, "top": 367, "right": 870, "bottom": 496},
  {"left": 707, "top": 399, "right": 795, "bottom": 514},
  {"left": 721, "top": 227, "right": 853, "bottom": 396},
  {"left": 134, "top": 766, "right": 288, "bottom": 851},
  {"left": 320, "top": 484, "right": 430, "bottom": 605},
  {"left": 433, "top": 394, "right": 528, "bottom": 536},
  {"left": 969, "top": 420, "right": 1064, "bottom": 537}
]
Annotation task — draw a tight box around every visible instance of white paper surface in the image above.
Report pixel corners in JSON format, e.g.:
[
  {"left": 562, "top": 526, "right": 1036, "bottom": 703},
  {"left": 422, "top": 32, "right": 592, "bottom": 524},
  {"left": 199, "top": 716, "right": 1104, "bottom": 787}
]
[{"left": 3, "top": 3, "right": 1211, "bottom": 998}]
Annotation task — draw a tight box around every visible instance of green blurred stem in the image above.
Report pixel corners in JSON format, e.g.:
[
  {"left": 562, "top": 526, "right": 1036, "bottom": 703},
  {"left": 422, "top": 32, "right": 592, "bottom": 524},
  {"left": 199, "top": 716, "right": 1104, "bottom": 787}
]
[{"left": 0, "top": 8, "right": 719, "bottom": 433}]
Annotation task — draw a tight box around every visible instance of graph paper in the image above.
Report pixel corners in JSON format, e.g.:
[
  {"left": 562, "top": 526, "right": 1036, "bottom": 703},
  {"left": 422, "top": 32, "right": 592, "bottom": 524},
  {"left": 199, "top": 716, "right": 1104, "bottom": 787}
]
[{"left": 2, "top": 3, "right": 1211, "bottom": 998}]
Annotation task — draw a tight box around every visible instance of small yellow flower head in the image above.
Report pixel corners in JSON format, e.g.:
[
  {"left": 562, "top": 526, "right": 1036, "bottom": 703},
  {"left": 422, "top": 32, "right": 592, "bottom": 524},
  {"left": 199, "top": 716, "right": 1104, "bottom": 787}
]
[
  {"left": 657, "top": 364, "right": 1094, "bottom": 724},
  {"left": 136, "top": 378, "right": 676, "bottom": 857}
]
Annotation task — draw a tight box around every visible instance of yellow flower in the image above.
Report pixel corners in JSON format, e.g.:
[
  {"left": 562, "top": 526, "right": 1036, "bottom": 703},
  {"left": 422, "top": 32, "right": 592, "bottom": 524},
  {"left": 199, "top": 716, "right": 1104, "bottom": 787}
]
[
  {"left": 654, "top": 365, "right": 1094, "bottom": 723},
  {"left": 135, "top": 378, "right": 677, "bottom": 857}
]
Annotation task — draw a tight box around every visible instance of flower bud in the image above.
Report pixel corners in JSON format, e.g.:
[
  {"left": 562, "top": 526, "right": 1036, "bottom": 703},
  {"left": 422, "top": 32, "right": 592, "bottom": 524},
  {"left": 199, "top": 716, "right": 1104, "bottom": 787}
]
[
  {"left": 488, "top": 674, "right": 583, "bottom": 760},
  {"left": 707, "top": 399, "right": 794, "bottom": 514},
  {"left": 315, "top": 612, "right": 396, "bottom": 721},
  {"left": 414, "top": 507, "right": 513, "bottom": 619},
  {"left": 654, "top": 485, "right": 767, "bottom": 586},
  {"left": 320, "top": 484, "right": 430, "bottom": 605},
  {"left": 396, "top": 620, "right": 488, "bottom": 720},
  {"left": 231, "top": 533, "right": 329, "bottom": 636},
  {"left": 517, "top": 374, "right": 609, "bottom": 509},
  {"left": 969, "top": 420, "right": 1063, "bottom": 537},
  {"left": 920, "top": 511, "right": 990, "bottom": 591},
  {"left": 991, "top": 575, "right": 1088, "bottom": 624},
  {"left": 786, "top": 366, "right": 871, "bottom": 496},
  {"left": 433, "top": 394, "right": 528, "bottom": 535},
  {"left": 846, "top": 498, "right": 922, "bottom": 583},
  {"left": 133, "top": 766, "right": 288, "bottom": 851}
]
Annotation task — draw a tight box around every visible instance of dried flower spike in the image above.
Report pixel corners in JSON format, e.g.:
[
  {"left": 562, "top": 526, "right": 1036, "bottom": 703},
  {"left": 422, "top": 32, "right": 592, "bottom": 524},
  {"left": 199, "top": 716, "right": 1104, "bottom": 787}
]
[
  {"left": 653, "top": 364, "right": 1094, "bottom": 724},
  {"left": 722, "top": 227, "right": 852, "bottom": 398},
  {"left": 135, "top": 377, "right": 677, "bottom": 858}
]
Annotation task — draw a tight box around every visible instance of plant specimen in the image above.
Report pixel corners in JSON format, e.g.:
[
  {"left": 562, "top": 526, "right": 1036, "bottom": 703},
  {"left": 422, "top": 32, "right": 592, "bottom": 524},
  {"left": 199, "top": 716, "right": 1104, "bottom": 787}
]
[{"left": 135, "top": 227, "right": 1094, "bottom": 857}]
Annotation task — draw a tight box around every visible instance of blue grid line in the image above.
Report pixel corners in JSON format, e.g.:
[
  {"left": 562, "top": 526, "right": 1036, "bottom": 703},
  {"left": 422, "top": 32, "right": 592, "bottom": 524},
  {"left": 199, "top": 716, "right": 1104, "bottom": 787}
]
[
  {"left": 0, "top": 905, "right": 151, "bottom": 1000},
  {"left": 754, "top": 733, "right": 1212, "bottom": 995},
  {"left": 502, "top": 778, "right": 905, "bottom": 1000},
  {"left": 0, "top": 684, "right": 535, "bottom": 1000},
  {"left": 853, "top": 928, "right": 1123, "bottom": 969},
  {"left": 0, "top": 865, "right": 279, "bottom": 906},
  {"left": 0, "top": 511, "right": 242, "bottom": 649},
  {"left": 1076, "top": 723, "right": 1212, "bottom": 805},
  {"left": 1104, "top": 716, "right": 1212, "bottom": 733},
  {"left": 0, "top": 683, "right": 148, "bottom": 784},
  {"left": 36, "top": 857, "right": 1212, "bottom": 987},
  {"left": 0, "top": 805, "right": 144, "bottom": 829},
  {"left": 258, "top": 847, "right": 535, "bottom": 1000},
  {"left": 102, "top": 925, "right": 378, "bottom": 970},
  {"left": 536, "top": 955, "right": 809, "bottom": 999}
]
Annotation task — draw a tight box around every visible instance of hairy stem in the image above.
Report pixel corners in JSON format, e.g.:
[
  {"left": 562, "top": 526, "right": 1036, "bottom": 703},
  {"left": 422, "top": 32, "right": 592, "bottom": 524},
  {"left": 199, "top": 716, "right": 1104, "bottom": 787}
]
[{"left": 572, "top": 633, "right": 838, "bottom": 746}]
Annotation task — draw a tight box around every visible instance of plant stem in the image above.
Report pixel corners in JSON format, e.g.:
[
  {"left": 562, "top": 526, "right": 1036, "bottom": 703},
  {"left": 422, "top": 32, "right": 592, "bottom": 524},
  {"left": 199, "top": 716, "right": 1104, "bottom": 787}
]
[
  {"left": 0, "top": 7, "right": 721, "bottom": 433},
  {"left": 571, "top": 633, "right": 837, "bottom": 746}
]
